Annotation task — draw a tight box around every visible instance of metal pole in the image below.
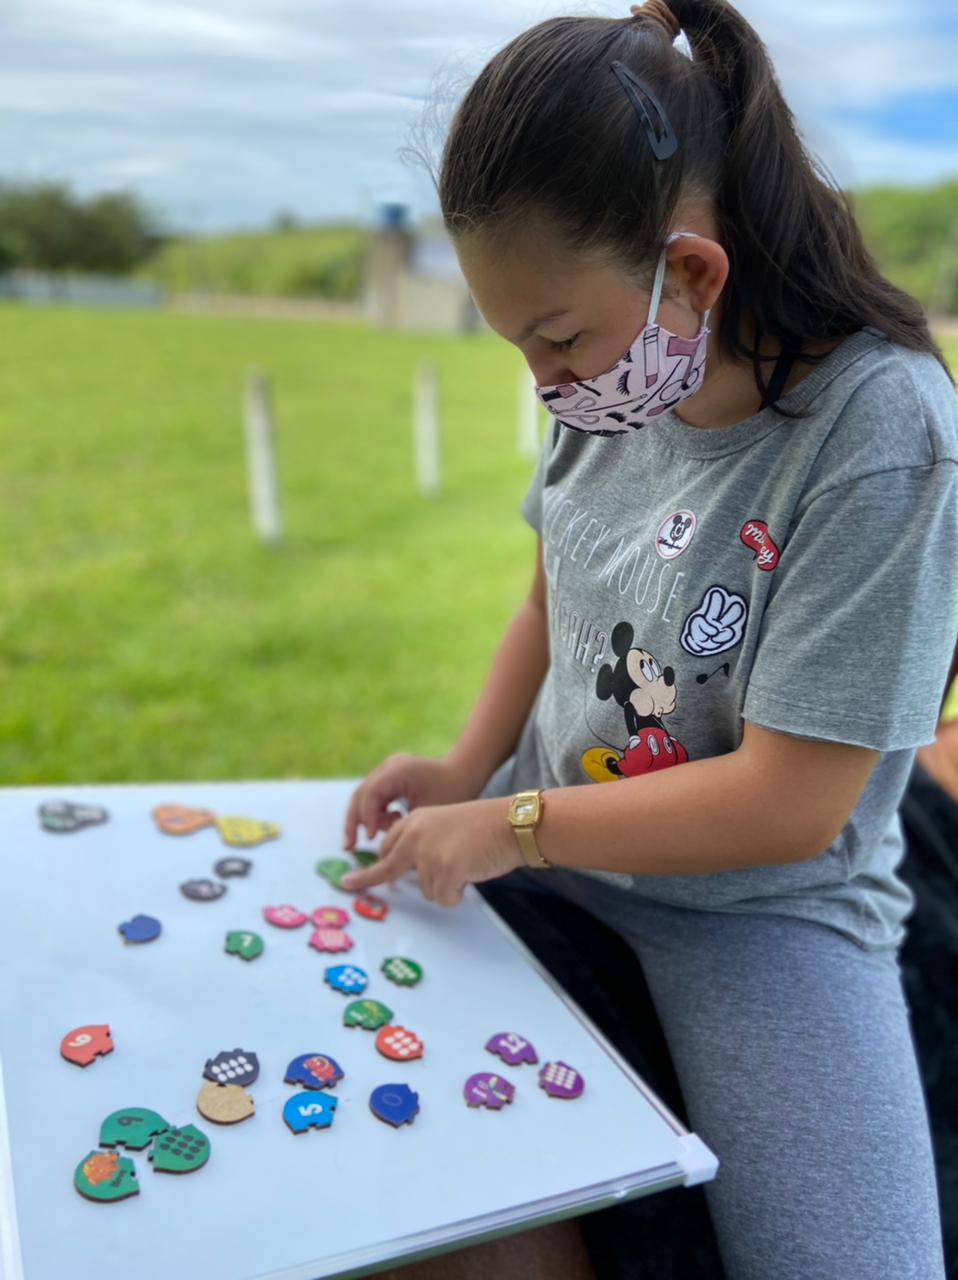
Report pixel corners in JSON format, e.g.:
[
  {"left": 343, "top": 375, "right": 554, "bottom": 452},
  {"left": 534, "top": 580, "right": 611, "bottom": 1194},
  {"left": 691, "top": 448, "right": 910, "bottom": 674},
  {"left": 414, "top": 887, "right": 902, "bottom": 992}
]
[{"left": 243, "top": 367, "right": 284, "bottom": 545}]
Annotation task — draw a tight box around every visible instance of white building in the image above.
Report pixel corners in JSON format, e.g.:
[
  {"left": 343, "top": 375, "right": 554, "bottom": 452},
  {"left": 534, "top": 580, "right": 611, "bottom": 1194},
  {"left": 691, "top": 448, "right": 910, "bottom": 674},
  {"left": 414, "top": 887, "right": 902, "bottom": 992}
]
[{"left": 362, "top": 203, "right": 482, "bottom": 333}]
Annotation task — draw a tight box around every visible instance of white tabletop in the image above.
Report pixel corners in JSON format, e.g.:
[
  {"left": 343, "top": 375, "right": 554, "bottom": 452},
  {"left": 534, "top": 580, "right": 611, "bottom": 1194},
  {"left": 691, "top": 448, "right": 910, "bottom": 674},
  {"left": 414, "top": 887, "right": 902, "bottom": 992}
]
[{"left": 0, "top": 779, "right": 716, "bottom": 1279}]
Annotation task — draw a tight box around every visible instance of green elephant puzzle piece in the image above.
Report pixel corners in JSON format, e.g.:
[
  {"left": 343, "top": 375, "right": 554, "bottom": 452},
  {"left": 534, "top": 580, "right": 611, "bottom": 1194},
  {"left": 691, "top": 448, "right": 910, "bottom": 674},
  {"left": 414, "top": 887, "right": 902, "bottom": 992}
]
[
  {"left": 74, "top": 1150, "right": 140, "bottom": 1202},
  {"left": 225, "top": 930, "right": 264, "bottom": 961},
  {"left": 382, "top": 956, "right": 423, "bottom": 987},
  {"left": 99, "top": 1107, "right": 170, "bottom": 1150},
  {"left": 343, "top": 998, "right": 393, "bottom": 1029},
  {"left": 315, "top": 857, "right": 353, "bottom": 888},
  {"left": 149, "top": 1124, "right": 211, "bottom": 1174}
]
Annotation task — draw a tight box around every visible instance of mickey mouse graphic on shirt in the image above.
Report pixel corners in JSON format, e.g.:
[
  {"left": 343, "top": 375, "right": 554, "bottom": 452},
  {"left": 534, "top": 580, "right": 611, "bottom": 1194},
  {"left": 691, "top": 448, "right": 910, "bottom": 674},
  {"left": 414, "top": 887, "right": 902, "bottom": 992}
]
[
  {"left": 581, "top": 621, "right": 690, "bottom": 783},
  {"left": 656, "top": 509, "right": 695, "bottom": 559}
]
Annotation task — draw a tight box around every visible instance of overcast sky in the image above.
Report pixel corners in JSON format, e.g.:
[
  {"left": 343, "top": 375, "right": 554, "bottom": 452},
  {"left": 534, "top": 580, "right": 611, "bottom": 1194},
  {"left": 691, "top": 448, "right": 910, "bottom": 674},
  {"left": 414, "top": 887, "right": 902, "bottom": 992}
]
[{"left": 2, "top": 0, "right": 956, "bottom": 234}]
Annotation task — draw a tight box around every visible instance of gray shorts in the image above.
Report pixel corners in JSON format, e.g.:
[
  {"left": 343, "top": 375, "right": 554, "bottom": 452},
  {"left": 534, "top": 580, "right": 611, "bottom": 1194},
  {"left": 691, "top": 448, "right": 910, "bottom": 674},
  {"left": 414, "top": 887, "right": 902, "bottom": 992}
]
[{"left": 478, "top": 863, "right": 946, "bottom": 1280}]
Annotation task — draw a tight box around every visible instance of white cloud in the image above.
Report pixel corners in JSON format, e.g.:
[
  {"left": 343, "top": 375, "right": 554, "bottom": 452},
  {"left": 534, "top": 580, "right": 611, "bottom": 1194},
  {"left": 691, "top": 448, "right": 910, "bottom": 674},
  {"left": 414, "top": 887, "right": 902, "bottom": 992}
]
[
  {"left": 0, "top": 71, "right": 426, "bottom": 125},
  {"left": 16, "top": 0, "right": 343, "bottom": 62},
  {"left": 0, "top": 0, "right": 954, "bottom": 230}
]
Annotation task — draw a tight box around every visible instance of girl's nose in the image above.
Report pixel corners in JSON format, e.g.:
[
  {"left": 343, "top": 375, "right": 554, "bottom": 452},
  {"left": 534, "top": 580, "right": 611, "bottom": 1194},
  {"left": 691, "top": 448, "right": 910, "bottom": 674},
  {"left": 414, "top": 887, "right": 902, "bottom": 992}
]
[{"left": 526, "top": 355, "right": 578, "bottom": 388}]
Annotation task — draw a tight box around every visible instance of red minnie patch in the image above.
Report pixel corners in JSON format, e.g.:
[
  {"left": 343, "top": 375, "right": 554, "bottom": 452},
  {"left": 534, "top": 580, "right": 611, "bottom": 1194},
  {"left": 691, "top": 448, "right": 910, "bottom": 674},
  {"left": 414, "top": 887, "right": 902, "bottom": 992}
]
[{"left": 739, "top": 519, "right": 779, "bottom": 571}]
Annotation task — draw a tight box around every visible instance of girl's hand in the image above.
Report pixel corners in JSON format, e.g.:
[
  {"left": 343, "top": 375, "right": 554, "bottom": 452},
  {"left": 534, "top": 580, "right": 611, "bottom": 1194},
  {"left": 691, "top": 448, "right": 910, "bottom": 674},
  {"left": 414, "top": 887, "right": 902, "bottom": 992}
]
[
  {"left": 342, "top": 753, "right": 483, "bottom": 850},
  {"left": 341, "top": 797, "right": 523, "bottom": 908}
]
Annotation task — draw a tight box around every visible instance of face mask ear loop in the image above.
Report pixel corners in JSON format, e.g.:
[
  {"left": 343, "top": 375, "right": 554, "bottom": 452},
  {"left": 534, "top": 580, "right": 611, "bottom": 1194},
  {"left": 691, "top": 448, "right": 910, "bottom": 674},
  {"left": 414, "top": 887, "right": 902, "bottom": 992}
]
[
  {"left": 650, "top": 231, "right": 712, "bottom": 334},
  {"left": 645, "top": 244, "right": 671, "bottom": 328},
  {"left": 647, "top": 230, "right": 693, "bottom": 327}
]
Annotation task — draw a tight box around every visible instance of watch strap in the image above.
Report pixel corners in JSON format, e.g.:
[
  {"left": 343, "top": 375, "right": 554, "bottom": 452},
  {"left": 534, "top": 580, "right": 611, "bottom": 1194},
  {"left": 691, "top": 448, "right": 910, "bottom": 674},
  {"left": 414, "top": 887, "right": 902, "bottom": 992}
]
[{"left": 515, "top": 824, "right": 553, "bottom": 869}]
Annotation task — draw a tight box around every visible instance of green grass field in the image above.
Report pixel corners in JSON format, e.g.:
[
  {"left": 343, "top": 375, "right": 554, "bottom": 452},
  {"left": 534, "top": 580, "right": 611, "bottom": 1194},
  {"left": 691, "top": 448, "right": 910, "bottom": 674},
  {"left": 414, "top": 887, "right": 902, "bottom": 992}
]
[
  {"left": 1, "top": 307, "right": 955, "bottom": 785},
  {"left": 0, "top": 306, "right": 538, "bottom": 783}
]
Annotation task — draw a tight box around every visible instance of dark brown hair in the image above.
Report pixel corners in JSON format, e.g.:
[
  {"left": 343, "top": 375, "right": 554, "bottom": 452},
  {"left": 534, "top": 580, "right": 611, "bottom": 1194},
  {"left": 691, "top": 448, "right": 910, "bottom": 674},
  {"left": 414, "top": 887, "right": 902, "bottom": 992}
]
[{"left": 425, "top": 0, "right": 954, "bottom": 415}]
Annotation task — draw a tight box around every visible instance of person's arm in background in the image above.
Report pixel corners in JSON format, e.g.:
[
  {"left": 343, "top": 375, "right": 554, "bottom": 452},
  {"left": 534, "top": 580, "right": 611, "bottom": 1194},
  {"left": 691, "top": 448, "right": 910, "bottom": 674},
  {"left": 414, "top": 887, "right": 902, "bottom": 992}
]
[{"left": 444, "top": 538, "right": 550, "bottom": 796}]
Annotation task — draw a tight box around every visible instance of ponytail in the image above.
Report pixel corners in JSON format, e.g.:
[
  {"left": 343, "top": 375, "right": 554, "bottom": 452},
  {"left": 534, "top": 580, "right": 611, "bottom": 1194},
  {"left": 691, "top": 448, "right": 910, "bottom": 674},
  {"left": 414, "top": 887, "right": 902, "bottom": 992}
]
[
  {"left": 665, "top": 0, "right": 954, "bottom": 401},
  {"left": 435, "top": 0, "right": 954, "bottom": 415}
]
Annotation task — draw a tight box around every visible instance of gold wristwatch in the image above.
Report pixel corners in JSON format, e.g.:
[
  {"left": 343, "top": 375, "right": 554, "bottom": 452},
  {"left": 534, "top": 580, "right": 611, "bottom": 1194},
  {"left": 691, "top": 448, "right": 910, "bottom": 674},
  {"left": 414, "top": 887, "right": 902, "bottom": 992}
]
[{"left": 507, "top": 789, "right": 553, "bottom": 869}]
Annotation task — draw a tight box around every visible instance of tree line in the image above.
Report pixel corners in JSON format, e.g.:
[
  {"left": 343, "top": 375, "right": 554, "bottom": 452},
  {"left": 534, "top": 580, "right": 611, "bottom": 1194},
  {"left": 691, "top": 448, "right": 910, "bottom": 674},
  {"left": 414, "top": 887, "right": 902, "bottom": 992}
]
[
  {"left": 1, "top": 175, "right": 955, "bottom": 313},
  {"left": 0, "top": 180, "right": 168, "bottom": 274}
]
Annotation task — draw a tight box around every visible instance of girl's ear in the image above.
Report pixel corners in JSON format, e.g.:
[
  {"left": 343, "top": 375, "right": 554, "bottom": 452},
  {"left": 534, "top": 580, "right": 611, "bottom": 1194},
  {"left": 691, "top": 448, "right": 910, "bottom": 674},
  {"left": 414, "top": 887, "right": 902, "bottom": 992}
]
[{"left": 666, "top": 234, "right": 728, "bottom": 318}]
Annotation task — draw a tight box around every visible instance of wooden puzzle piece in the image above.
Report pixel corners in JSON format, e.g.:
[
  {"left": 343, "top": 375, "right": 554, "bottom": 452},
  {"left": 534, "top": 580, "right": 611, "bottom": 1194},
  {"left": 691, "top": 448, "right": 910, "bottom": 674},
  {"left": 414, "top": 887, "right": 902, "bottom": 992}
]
[
  {"left": 381, "top": 956, "right": 422, "bottom": 986},
  {"left": 180, "top": 879, "right": 226, "bottom": 902},
  {"left": 225, "top": 930, "right": 264, "bottom": 961},
  {"left": 151, "top": 804, "right": 216, "bottom": 836},
  {"left": 485, "top": 1032, "right": 539, "bottom": 1066},
  {"left": 538, "top": 1060, "right": 585, "bottom": 1099},
  {"left": 315, "top": 857, "right": 356, "bottom": 891},
  {"left": 463, "top": 1072, "right": 515, "bottom": 1110},
  {"left": 369, "top": 1083, "right": 420, "bottom": 1128},
  {"left": 61, "top": 1024, "right": 114, "bottom": 1067},
  {"left": 214, "top": 856, "right": 252, "bottom": 878},
  {"left": 74, "top": 1150, "right": 139, "bottom": 1202},
  {"left": 343, "top": 999, "right": 392, "bottom": 1030},
  {"left": 324, "top": 964, "right": 368, "bottom": 995},
  {"left": 308, "top": 927, "right": 354, "bottom": 953},
  {"left": 283, "top": 1091, "right": 338, "bottom": 1134},
  {"left": 118, "top": 914, "right": 161, "bottom": 944},
  {"left": 375, "top": 1025, "right": 424, "bottom": 1061},
  {"left": 40, "top": 800, "right": 108, "bottom": 834},
  {"left": 310, "top": 906, "right": 349, "bottom": 928},
  {"left": 216, "top": 816, "right": 280, "bottom": 847},
  {"left": 149, "top": 1124, "right": 210, "bottom": 1173},
  {"left": 203, "top": 1049, "right": 259, "bottom": 1088},
  {"left": 284, "top": 1053, "right": 344, "bottom": 1090},
  {"left": 263, "top": 904, "right": 307, "bottom": 928},
  {"left": 196, "top": 1081, "right": 254, "bottom": 1125},
  {"left": 354, "top": 893, "right": 389, "bottom": 921},
  {"left": 99, "top": 1108, "right": 170, "bottom": 1150}
]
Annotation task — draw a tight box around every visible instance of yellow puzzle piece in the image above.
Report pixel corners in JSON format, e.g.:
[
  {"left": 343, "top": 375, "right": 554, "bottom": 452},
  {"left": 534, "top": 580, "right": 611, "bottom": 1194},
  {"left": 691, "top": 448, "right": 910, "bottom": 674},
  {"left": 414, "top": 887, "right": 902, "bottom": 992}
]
[{"left": 216, "top": 816, "right": 281, "bottom": 847}]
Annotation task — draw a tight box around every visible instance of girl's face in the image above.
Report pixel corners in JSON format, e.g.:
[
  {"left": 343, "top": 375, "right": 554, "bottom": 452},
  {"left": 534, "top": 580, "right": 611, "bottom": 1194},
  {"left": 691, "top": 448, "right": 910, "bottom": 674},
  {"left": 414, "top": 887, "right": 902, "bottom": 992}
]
[{"left": 455, "top": 218, "right": 728, "bottom": 388}]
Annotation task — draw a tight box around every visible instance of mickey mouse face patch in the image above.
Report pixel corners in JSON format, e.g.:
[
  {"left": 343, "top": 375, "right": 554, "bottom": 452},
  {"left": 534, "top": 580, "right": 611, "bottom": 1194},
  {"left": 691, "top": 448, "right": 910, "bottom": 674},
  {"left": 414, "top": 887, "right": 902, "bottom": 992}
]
[{"left": 655, "top": 509, "right": 697, "bottom": 559}]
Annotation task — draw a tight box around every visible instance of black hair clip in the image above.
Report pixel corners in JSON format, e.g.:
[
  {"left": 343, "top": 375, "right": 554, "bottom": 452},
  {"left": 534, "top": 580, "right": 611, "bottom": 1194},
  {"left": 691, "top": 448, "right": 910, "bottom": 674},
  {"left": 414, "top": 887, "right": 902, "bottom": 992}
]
[{"left": 610, "top": 60, "right": 678, "bottom": 160}]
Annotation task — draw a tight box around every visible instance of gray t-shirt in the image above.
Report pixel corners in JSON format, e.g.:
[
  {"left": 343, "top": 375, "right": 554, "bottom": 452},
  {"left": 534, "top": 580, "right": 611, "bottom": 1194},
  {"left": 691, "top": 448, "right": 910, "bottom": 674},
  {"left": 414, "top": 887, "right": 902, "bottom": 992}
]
[{"left": 479, "top": 325, "right": 958, "bottom": 952}]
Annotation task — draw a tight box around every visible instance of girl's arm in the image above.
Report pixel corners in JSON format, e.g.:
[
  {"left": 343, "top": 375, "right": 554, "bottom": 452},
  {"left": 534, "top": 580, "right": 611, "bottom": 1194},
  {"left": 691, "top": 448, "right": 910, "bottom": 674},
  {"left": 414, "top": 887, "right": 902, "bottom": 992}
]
[{"left": 531, "top": 719, "right": 879, "bottom": 875}]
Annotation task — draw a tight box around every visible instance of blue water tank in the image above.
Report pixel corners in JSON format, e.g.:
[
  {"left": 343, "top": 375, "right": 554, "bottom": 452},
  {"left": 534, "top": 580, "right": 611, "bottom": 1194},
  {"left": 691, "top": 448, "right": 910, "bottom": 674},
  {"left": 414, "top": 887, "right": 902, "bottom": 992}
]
[{"left": 379, "top": 203, "right": 409, "bottom": 231}]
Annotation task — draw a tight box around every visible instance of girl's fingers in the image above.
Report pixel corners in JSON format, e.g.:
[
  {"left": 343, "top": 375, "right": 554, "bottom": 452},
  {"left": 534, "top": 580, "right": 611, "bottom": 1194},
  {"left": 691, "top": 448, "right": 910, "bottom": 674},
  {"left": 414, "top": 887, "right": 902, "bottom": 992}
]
[
  {"left": 343, "top": 795, "right": 394, "bottom": 851},
  {"left": 359, "top": 781, "right": 403, "bottom": 846},
  {"left": 344, "top": 785, "right": 380, "bottom": 848},
  {"left": 340, "top": 865, "right": 377, "bottom": 891},
  {"left": 341, "top": 851, "right": 405, "bottom": 891},
  {"left": 342, "top": 789, "right": 360, "bottom": 849},
  {"left": 343, "top": 819, "right": 404, "bottom": 890}
]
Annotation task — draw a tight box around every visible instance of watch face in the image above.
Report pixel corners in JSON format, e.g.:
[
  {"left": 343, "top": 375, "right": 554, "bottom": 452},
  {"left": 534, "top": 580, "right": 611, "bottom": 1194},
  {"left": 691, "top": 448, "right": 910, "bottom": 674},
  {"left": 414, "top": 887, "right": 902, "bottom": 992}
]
[{"left": 512, "top": 792, "right": 540, "bottom": 823}]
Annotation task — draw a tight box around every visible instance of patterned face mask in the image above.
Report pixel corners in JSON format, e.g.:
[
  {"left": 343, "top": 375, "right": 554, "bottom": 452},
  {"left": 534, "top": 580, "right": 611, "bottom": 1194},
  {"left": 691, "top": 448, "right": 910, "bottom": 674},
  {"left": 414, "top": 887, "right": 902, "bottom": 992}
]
[{"left": 534, "top": 230, "right": 711, "bottom": 436}]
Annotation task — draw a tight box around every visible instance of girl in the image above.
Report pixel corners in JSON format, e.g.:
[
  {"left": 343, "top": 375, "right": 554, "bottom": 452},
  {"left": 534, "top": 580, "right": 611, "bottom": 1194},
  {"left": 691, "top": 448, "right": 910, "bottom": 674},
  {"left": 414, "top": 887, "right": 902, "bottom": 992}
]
[{"left": 341, "top": 2, "right": 958, "bottom": 1276}]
